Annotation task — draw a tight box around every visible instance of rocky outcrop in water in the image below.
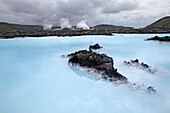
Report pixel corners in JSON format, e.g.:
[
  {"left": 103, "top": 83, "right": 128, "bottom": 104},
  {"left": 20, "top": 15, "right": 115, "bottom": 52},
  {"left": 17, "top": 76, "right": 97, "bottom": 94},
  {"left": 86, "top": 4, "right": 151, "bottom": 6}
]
[
  {"left": 146, "top": 36, "right": 170, "bottom": 42},
  {"left": 123, "top": 59, "right": 157, "bottom": 73},
  {"left": 68, "top": 44, "right": 127, "bottom": 82},
  {"left": 89, "top": 43, "right": 103, "bottom": 51},
  {"left": 66, "top": 45, "right": 156, "bottom": 92},
  {"left": 147, "top": 86, "right": 156, "bottom": 92}
]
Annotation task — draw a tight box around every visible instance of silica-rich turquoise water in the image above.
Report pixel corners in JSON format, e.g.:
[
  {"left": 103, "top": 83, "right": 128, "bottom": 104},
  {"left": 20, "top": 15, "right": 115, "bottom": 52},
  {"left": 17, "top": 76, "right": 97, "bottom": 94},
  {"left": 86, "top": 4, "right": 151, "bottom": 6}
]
[{"left": 0, "top": 34, "right": 170, "bottom": 113}]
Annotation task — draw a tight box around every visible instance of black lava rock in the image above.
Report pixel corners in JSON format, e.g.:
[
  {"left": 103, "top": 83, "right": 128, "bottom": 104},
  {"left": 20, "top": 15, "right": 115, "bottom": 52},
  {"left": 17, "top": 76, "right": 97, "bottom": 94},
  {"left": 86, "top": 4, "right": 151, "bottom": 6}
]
[
  {"left": 123, "top": 59, "right": 157, "bottom": 73},
  {"left": 146, "top": 36, "right": 170, "bottom": 42},
  {"left": 89, "top": 43, "right": 103, "bottom": 51},
  {"left": 68, "top": 45, "right": 127, "bottom": 82},
  {"left": 148, "top": 86, "right": 156, "bottom": 92}
]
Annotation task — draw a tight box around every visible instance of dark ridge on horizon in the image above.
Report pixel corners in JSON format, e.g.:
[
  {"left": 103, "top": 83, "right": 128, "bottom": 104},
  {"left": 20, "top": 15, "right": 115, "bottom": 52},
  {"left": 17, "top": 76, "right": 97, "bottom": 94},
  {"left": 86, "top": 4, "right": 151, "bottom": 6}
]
[
  {"left": 0, "top": 22, "right": 43, "bottom": 32},
  {"left": 0, "top": 16, "right": 170, "bottom": 32},
  {"left": 0, "top": 22, "right": 134, "bottom": 32},
  {"left": 144, "top": 16, "right": 170, "bottom": 30},
  {"left": 94, "top": 24, "right": 134, "bottom": 30}
]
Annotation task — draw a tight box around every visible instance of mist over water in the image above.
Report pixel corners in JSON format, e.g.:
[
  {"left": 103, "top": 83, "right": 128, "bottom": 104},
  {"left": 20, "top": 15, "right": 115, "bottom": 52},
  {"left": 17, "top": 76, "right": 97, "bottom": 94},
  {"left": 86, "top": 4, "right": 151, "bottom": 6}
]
[{"left": 0, "top": 34, "right": 170, "bottom": 113}]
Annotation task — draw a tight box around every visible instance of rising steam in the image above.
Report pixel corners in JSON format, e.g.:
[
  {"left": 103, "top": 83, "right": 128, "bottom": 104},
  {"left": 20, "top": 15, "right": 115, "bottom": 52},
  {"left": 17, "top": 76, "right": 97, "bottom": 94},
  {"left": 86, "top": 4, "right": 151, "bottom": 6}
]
[
  {"left": 43, "top": 24, "right": 53, "bottom": 30},
  {"left": 60, "top": 18, "right": 72, "bottom": 29},
  {"left": 76, "top": 21, "right": 90, "bottom": 30}
]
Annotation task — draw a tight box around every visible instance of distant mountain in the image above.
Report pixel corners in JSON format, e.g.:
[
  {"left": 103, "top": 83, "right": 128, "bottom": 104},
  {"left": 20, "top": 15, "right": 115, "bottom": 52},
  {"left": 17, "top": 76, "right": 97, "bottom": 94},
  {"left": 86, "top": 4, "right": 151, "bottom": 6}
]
[
  {"left": 144, "top": 16, "right": 170, "bottom": 30},
  {"left": 94, "top": 24, "right": 134, "bottom": 30},
  {"left": 0, "top": 22, "right": 43, "bottom": 32}
]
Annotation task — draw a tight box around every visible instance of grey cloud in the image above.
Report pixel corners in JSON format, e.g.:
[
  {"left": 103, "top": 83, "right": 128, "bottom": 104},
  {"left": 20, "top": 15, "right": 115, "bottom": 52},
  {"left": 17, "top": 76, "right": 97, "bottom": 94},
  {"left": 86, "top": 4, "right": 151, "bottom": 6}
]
[
  {"left": 0, "top": 0, "right": 169, "bottom": 28},
  {"left": 101, "top": 0, "right": 138, "bottom": 14}
]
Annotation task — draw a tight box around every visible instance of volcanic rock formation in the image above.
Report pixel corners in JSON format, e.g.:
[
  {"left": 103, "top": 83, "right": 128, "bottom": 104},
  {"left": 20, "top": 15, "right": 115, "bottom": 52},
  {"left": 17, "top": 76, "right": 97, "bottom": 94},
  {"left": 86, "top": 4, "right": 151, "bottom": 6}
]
[
  {"left": 123, "top": 59, "right": 158, "bottom": 73},
  {"left": 146, "top": 36, "right": 170, "bottom": 42},
  {"left": 68, "top": 44, "right": 127, "bottom": 82}
]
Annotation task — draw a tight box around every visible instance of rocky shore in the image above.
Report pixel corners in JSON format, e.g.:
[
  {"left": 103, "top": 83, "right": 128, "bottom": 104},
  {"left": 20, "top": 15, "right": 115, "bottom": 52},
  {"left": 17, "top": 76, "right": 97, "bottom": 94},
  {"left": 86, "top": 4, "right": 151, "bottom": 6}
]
[
  {"left": 0, "top": 29, "right": 112, "bottom": 39},
  {"left": 0, "top": 29, "right": 170, "bottom": 39},
  {"left": 146, "top": 36, "right": 170, "bottom": 42}
]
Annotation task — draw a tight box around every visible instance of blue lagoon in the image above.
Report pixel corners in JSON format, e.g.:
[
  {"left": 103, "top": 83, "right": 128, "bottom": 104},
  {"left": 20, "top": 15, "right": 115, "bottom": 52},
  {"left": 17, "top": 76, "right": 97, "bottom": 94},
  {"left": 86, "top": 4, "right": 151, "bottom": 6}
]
[{"left": 0, "top": 34, "right": 170, "bottom": 113}]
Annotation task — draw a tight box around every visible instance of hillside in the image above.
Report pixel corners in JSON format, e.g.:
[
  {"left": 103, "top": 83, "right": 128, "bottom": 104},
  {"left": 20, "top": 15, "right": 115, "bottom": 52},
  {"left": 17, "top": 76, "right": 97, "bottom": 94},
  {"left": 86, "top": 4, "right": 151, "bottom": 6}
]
[
  {"left": 145, "top": 16, "right": 170, "bottom": 30},
  {"left": 0, "top": 22, "right": 43, "bottom": 32},
  {"left": 94, "top": 24, "right": 134, "bottom": 30}
]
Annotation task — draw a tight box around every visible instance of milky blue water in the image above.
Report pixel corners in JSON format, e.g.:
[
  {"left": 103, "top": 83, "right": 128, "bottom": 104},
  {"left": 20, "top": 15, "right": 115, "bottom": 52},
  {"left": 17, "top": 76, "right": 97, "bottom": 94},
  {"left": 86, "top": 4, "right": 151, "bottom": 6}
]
[{"left": 0, "top": 34, "right": 170, "bottom": 113}]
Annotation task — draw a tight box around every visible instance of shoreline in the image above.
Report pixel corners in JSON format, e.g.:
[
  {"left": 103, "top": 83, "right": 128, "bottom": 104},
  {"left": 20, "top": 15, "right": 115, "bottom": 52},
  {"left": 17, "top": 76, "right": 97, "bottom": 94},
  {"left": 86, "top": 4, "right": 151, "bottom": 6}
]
[{"left": 0, "top": 29, "right": 170, "bottom": 39}]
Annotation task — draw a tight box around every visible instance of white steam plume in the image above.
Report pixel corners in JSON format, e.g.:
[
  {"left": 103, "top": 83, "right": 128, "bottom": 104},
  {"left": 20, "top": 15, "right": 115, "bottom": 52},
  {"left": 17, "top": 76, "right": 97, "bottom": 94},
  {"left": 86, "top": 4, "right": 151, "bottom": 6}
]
[
  {"left": 43, "top": 24, "right": 52, "bottom": 30},
  {"left": 60, "top": 18, "right": 72, "bottom": 29},
  {"left": 76, "top": 21, "right": 90, "bottom": 30}
]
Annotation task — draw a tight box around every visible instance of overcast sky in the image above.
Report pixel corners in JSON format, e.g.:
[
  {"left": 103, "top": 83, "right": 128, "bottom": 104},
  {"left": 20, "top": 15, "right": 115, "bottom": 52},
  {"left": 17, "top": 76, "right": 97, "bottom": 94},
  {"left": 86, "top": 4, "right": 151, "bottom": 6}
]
[{"left": 0, "top": 0, "right": 169, "bottom": 28}]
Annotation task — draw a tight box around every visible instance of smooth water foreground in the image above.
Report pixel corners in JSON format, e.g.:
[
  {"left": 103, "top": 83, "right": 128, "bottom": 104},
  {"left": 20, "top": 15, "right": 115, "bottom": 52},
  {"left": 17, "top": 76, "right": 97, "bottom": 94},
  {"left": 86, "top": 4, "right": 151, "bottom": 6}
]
[{"left": 0, "top": 34, "right": 170, "bottom": 113}]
